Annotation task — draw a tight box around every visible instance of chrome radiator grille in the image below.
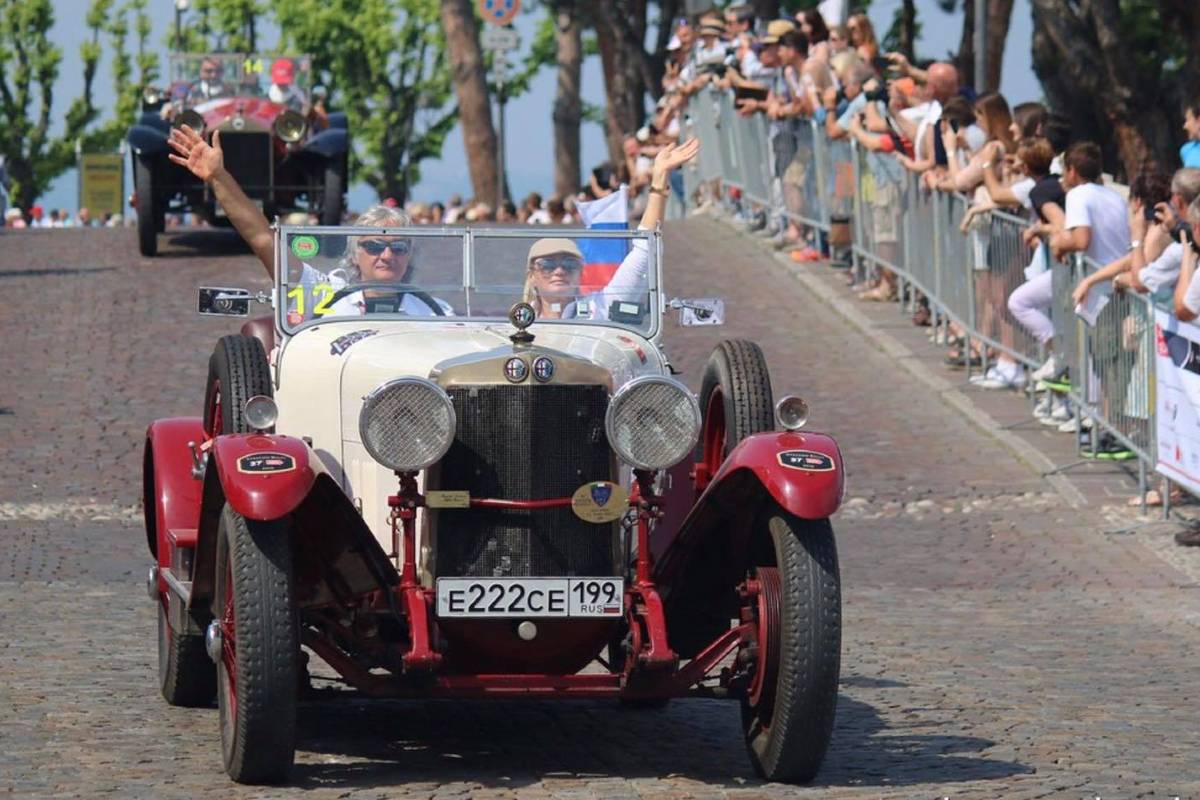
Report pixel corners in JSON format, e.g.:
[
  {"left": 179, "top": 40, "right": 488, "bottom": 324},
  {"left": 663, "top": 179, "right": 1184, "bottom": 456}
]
[{"left": 434, "top": 384, "right": 617, "bottom": 577}]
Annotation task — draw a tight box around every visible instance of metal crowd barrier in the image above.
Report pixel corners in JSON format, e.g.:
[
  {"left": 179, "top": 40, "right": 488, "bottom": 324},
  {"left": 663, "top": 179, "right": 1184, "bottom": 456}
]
[{"left": 684, "top": 92, "right": 1167, "bottom": 500}]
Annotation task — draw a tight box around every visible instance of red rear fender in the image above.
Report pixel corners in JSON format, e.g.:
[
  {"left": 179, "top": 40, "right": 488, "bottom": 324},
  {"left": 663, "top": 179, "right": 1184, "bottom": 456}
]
[{"left": 209, "top": 433, "right": 323, "bottom": 521}]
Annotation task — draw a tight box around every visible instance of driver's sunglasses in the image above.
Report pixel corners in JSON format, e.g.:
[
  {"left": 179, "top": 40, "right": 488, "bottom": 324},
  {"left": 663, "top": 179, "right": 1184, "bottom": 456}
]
[
  {"left": 533, "top": 256, "right": 583, "bottom": 274},
  {"left": 359, "top": 239, "right": 412, "bottom": 256}
]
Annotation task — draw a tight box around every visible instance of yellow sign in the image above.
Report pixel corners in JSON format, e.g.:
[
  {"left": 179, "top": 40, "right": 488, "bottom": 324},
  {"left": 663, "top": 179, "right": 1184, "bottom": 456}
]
[
  {"left": 571, "top": 481, "right": 628, "bottom": 524},
  {"left": 426, "top": 490, "right": 471, "bottom": 509},
  {"left": 79, "top": 153, "right": 124, "bottom": 217}
]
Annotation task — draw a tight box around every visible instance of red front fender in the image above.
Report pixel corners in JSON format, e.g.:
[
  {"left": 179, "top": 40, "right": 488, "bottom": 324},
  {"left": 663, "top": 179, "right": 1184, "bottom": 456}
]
[
  {"left": 710, "top": 430, "right": 844, "bottom": 520},
  {"left": 209, "top": 433, "right": 323, "bottom": 521},
  {"left": 143, "top": 417, "right": 206, "bottom": 560}
]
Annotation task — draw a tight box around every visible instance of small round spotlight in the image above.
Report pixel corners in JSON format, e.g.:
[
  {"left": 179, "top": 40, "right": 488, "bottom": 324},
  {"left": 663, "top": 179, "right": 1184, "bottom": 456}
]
[
  {"left": 243, "top": 395, "right": 279, "bottom": 431},
  {"left": 775, "top": 395, "right": 809, "bottom": 430}
]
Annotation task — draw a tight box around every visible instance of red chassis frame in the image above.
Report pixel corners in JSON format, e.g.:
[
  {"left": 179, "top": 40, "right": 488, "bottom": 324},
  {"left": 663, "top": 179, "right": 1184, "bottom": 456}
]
[{"left": 145, "top": 423, "right": 843, "bottom": 701}]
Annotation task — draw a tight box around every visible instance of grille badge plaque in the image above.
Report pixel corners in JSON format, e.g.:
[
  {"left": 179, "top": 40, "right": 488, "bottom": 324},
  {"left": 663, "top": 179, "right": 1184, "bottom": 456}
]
[
  {"left": 532, "top": 356, "right": 555, "bottom": 382},
  {"left": 503, "top": 357, "right": 528, "bottom": 383}
]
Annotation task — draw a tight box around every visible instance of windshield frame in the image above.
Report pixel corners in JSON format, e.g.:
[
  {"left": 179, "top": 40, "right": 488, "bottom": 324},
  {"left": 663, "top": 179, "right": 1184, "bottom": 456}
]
[
  {"left": 167, "top": 53, "right": 312, "bottom": 104},
  {"left": 273, "top": 224, "right": 664, "bottom": 339}
]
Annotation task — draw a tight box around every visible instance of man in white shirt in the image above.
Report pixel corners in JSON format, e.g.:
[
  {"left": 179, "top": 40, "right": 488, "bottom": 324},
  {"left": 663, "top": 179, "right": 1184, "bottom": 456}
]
[
  {"left": 1172, "top": 196, "right": 1200, "bottom": 321},
  {"left": 1050, "top": 141, "right": 1130, "bottom": 266}
]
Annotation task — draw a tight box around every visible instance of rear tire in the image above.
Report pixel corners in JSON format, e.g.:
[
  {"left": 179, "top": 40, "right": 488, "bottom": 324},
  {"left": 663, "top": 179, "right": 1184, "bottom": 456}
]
[
  {"left": 204, "top": 335, "right": 273, "bottom": 437},
  {"left": 741, "top": 508, "right": 840, "bottom": 783},
  {"left": 320, "top": 161, "right": 344, "bottom": 226},
  {"left": 697, "top": 340, "right": 774, "bottom": 478},
  {"left": 135, "top": 157, "right": 158, "bottom": 257},
  {"left": 157, "top": 600, "right": 216, "bottom": 707},
  {"left": 214, "top": 504, "right": 297, "bottom": 784}
]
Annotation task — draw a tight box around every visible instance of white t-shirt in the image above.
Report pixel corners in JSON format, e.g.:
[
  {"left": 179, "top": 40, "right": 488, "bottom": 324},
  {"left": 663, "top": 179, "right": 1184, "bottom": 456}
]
[
  {"left": 1138, "top": 241, "right": 1183, "bottom": 296},
  {"left": 526, "top": 208, "right": 553, "bottom": 225},
  {"left": 297, "top": 262, "right": 454, "bottom": 318},
  {"left": 560, "top": 236, "right": 650, "bottom": 321},
  {"left": 913, "top": 100, "right": 942, "bottom": 159},
  {"left": 1064, "top": 182, "right": 1130, "bottom": 266},
  {"left": 1183, "top": 264, "right": 1200, "bottom": 317},
  {"left": 1010, "top": 177, "right": 1035, "bottom": 210}
]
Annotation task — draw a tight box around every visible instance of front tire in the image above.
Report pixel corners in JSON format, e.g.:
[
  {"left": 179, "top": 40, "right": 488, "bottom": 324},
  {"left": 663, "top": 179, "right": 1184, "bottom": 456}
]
[
  {"left": 697, "top": 340, "right": 775, "bottom": 481},
  {"left": 204, "top": 335, "right": 273, "bottom": 437},
  {"left": 214, "top": 504, "right": 298, "bottom": 784},
  {"left": 135, "top": 157, "right": 158, "bottom": 257},
  {"left": 320, "top": 161, "right": 344, "bottom": 226},
  {"left": 157, "top": 599, "right": 216, "bottom": 707},
  {"left": 741, "top": 508, "right": 841, "bottom": 784}
]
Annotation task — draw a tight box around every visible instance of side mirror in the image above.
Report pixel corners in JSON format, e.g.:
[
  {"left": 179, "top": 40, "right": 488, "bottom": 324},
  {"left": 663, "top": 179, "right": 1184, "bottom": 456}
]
[
  {"left": 669, "top": 297, "right": 725, "bottom": 326},
  {"left": 198, "top": 286, "right": 252, "bottom": 317}
]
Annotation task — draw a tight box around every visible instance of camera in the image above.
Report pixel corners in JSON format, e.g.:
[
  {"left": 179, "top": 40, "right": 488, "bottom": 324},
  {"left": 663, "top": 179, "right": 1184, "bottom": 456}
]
[
  {"left": 1182, "top": 223, "right": 1200, "bottom": 255},
  {"left": 864, "top": 82, "right": 889, "bottom": 103}
]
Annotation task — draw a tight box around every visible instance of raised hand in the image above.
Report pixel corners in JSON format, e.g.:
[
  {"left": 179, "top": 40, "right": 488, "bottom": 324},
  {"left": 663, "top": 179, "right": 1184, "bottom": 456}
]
[
  {"left": 167, "top": 124, "right": 224, "bottom": 182},
  {"left": 652, "top": 137, "right": 700, "bottom": 178}
]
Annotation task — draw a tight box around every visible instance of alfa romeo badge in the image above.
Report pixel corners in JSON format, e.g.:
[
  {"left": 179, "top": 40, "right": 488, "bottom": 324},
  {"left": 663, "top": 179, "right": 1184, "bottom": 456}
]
[
  {"left": 509, "top": 302, "right": 536, "bottom": 330},
  {"left": 532, "top": 355, "right": 555, "bottom": 382},
  {"left": 504, "top": 357, "right": 528, "bottom": 382}
]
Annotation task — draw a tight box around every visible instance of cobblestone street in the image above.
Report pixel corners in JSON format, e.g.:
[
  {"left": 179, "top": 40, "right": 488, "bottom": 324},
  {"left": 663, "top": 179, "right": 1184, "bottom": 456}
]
[{"left": 2, "top": 222, "right": 1200, "bottom": 798}]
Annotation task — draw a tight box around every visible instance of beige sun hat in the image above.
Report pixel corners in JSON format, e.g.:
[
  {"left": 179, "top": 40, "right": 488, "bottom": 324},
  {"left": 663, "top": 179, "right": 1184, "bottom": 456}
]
[{"left": 526, "top": 237, "right": 584, "bottom": 264}]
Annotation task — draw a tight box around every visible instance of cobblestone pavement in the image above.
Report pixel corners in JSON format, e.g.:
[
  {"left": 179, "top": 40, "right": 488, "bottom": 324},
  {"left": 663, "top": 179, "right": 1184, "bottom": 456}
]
[{"left": 3, "top": 224, "right": 1200, "bottom": 798}]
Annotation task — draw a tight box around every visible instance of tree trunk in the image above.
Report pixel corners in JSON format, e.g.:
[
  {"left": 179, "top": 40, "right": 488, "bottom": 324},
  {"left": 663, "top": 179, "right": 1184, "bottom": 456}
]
[
  {"left": 552, "top": 0, "right": 582, "bottom": 198},
  {"left": 899, "top": 0, "right": 917, "bottom": 60},
  {"left": 751, "top": 0, "right": 779, "bottom": 20},
  {"left": 593, "top": 11, "right": 638, "bottom": 169},
  {"left": 954, "top": 0, "right": 975, "bottom": 90},
  {"left": 983, "top": 0, "right": 1014, "bottom": 93},
  {"left": 1030, "top": 0, "right": 1174, "bottom": 180},
  {"left": 441, "top": 0, "right": 500, "bottom": 206}
]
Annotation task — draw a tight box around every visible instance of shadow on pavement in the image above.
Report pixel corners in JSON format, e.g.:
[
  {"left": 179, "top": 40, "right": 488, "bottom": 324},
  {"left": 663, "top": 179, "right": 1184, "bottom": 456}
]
[
  {"left": 159, "top": 229, "right": 250, "bottom": 256},
  {"left": 288, "top": 690, "right": 1030, "bottom": 790}
]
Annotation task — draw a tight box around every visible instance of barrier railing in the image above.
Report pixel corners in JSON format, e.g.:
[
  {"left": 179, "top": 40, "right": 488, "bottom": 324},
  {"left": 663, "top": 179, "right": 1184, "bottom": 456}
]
[{"left": 684, "top": 89, "right": 1164, "bottom": 502}]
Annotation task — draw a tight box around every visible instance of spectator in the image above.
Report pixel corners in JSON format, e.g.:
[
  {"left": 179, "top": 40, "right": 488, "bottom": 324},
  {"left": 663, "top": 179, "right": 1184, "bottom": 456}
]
[
  {"left": 846, "top": 13, "right": 878, "bottom": 63},
  {"left": 1049, "top": 141, "right": 1131, "bottom": 267},
  {"left": 5, "top": 207, "right": 25, "bottom": 228},
  {"left": 546, "top": 196, "right": 567, "bottom": 224},
  {"left": 1171, "top": 195, "right": 1200, "bottom": 320},
  {"left": 429, "top": 202, "right": 444, "bottom": 224},
  {"left": 1182, "top": 101, "right": 1200, "bottom": 168},
  {"left": 724, "top": 4, "right": 760, "bottom": 77},
  {"left": 444, "top": 193, "right": 465, "bottom": 224},
  {"left": 497, "top": 200, "right": 518, "bottom": 222},
  {"left": 29, "top": 204, "right": 45, "bottom": 227},
  {"left": 795, "top": 9, "right": 831, "bottom": 64},
  {"left": 76, "top": 207, "right": 92, "bottom": 227},
  {"left": 822, "top": 60, "right": 873, "bottom": 141},
  {"left": 939, "top": 92, "right": 1014, "bottom": 193},
  {"left": 827, "top": 24, "right": 850, "bottom": 57}
]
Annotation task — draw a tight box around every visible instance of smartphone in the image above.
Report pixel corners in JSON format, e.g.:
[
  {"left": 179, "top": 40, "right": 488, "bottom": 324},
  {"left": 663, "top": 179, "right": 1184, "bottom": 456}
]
[
  {"left": 871, "top": 55, "right": 890, "bottom": 74},
  {"left": 1144, "top": 203, "right": 1158, "bottom": 222}
]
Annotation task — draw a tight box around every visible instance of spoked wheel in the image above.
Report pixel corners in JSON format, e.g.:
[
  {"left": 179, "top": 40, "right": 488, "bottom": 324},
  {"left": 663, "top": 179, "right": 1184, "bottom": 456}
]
[
  {"left": 697, "top": 340, "right": 774, "bottom": 485},
  {"left": 740, "top": 505, "right": 841, "bottom": 784},
  {"left": 204, "top": 335, "right": 273, "bottom": 438},
  {"left": 156, "top": 596, "right": 216, "bottom": 707},
  {"left": 214, "top": 504, "right": 297, "bottom": 784}
]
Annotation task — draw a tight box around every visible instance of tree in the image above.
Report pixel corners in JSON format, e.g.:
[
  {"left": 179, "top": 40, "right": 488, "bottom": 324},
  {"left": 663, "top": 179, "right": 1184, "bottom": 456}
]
[
  {"left": 882, "top": 0, "right": 919, "bottom": 60},
  {"left": 551, "top": 0, "right": 582, "bottom": 197},
  {"left": 275, "top": 0, "right": 458, "bottom": 203},
  {"left": 441, "top": 0, "right": 501, "bottom": 206},
  {"left": 0, "top": 0, "right": 109, "bottom": 212},
  {"left": 1030, "top": 0, "right": 1197, "bottom": 180},
  {"left": 91, "top": 0, "right": 158, "bottom": 152},
  {"left": 176, "top": 0, "right": 264, "bottom": 52}
]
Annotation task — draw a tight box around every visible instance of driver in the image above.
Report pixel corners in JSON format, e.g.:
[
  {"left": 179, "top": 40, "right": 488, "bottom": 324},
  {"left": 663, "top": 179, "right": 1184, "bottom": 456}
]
[
  {"left": 166, "top": 122, "right": 451, "bottom": 316},
  {"left": 190, "top": 56, "right": 232, "bottom": 101},
  {"left": 524, "top": 138, "right": 700, "bottom": 320}
]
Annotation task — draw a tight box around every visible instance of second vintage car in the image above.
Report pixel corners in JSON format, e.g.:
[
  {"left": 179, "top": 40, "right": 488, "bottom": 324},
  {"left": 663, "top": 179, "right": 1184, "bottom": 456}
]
[
  {"left": 142, "top": 225, "right": 844, "bottom": 785},
  {"left": 127, "top": 53, "right": 349, "bottom": 256}
]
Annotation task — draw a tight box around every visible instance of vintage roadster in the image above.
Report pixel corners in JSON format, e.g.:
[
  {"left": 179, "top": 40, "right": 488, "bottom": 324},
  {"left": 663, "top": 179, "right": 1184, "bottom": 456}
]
[
  {"left": 127, "top": 54, "right": 348, "bottom": 257},
  {"left": 142, "top": 224, "right": 843, "bottom": 784}
]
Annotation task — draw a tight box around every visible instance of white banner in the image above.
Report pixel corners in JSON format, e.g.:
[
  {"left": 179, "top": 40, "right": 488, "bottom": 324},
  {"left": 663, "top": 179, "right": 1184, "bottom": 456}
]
[{"left": 1154, "top": 309, "right": 1200, "bottom": 494}]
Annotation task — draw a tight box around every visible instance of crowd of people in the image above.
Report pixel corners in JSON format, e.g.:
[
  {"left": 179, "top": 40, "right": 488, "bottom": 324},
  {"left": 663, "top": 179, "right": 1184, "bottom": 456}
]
[
  {"left": 672, "top": 5, "right": 1200, "bottom": 509},
  {"left": 3, "top": 204, "right": 127, "bottom": 229}
]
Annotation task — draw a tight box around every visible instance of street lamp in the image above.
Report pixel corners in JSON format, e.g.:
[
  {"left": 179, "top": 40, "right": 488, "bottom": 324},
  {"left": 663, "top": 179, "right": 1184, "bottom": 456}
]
[{"left": 174, "top": 0, "right": 190, "bottom": 51}]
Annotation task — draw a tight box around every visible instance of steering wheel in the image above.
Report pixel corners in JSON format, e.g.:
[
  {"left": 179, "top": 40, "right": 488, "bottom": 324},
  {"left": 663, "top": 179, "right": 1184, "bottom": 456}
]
[{"left": 327, "top": 282, "right": 446, "bottom": 317}]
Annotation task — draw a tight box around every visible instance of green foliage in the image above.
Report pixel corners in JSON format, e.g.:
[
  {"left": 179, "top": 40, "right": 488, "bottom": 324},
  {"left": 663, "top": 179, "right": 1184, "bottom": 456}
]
[
  {"left": 172, "top": 0, "right": 263, "bottom": 52},
  {"left": 881, "top": 2, "right": 920, "bottom": 58},
  {"left": 0, "top": 0, "right": 108, "bottom": 210},
  {"left": 273, "top": 0, "right": 456, "bottom": 201},
  {"left": 1116, "top": 0, "right": 1187, "bottom": 87}
]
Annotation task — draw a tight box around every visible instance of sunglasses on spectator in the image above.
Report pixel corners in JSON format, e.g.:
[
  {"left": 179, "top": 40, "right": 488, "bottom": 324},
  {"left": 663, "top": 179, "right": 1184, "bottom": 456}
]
[
  {"left": 359, "top": 239, "right": 411, "bottom": 256},
  {"left": 532, "top": 256, "right": 583, "bottom": 274}
]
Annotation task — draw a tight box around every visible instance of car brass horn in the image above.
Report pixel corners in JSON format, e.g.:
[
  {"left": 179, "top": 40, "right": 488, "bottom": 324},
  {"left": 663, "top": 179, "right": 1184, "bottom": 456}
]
[
  {"left": 173, "top": 109, "right": 205, "bottom": 133},
  {"left": 274, "top": 109, "right": 307, "bottom": 143}
]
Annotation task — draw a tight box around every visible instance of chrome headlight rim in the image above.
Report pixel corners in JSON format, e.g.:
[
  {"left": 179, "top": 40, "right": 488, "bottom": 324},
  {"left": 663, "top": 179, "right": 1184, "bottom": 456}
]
[
  {"left": 274, "top": 109, "right": 307, "bottom": 143},
  {"left": 605, "top": 375, "right": 701, "bottom": 471},
  {"left": 358, "top": 377, "right": 457, "bottom": 473},
  {"left": 173, "top": 108, "right": 205, "bottom": 133}
]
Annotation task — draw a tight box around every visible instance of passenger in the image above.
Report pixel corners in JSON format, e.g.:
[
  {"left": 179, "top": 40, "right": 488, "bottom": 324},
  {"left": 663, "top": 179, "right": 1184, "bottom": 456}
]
[
  {"left": 165, "top": 122, "right": 451, "bottom": 317},
  {"left": 267, "top": 59, "right": 305, "bottom": 111},
  {"left": 523, "top": 138, "right": 699, "bottom": 320}
]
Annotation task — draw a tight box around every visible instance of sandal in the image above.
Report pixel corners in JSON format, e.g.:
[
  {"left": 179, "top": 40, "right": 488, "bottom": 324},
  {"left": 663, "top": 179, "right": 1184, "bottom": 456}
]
[
  {"left": 1128, "top": 488, "right": 1186, "bottom": 507},
  {"left": 944, "top": 349, "right": 982, "bottom": 368}
]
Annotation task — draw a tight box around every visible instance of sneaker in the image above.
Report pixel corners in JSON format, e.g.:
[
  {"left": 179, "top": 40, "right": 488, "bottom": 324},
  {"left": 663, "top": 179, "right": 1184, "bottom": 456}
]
[
  {"left": 1057, "top": 415, "right": 1094, "bottom": 433},
  {"left": 1038, "top": 396, "right": 1071, "bottom": 425},
  {"left": 790, "top": 246, "right": 821, "bottom": 263},
  {"left": 1030, "top": 354, "right": 1066, "bottom": 383},
  {"left": 1032, "top": 393, "right": 1053, "bottom": 419},
  {"left": 973, "top": 362, "right": 1026, "bottom": 390}
]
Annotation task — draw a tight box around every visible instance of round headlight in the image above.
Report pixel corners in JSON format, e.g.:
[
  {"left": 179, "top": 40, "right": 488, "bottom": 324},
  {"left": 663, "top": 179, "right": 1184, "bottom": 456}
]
[
  {"left": 242, "top": 395, "right": 278, "bottom": 431},
  {"left": 359, "top": 378, "right": 456, "bottom": 472},
  {"left": 605, "top": 376, "right": 701, "bottom": 471},
  {"left": 274, "top": 109, "right": 307, "bottom": 143},
  {"left": 173, "top": 108, "right": 204, "bottom": 133},
  {"left": 775, "top": 395, "right": 809, "bottom": 430}
]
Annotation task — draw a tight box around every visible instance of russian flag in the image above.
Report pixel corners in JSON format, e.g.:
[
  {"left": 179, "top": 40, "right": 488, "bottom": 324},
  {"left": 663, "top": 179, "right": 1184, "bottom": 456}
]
[{"left": 575, "top": 185, "right": 629, "bottom": 294}]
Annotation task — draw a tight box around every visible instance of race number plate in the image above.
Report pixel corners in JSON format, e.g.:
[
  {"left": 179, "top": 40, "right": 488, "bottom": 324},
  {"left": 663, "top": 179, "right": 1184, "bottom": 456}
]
[{"left": 435, "top": 577, "right": 623, "bottom": 618}]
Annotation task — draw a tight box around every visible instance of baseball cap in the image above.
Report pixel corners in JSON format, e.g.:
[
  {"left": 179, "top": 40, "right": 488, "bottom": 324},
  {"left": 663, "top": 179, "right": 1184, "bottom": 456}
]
[
  {"left": 271, "top": 58, "right": 295, "bottom": 86},
  {"left": 760, "top": 19, "right": 796, "bottom": 45},
  {"left": 527, "top": 238, "right": 584, "bottom": 264}
]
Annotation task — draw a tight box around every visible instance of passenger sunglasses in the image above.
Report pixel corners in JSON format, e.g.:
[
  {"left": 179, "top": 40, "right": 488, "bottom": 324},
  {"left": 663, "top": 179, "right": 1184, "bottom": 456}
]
[
  {"left": 359, "top": 239, "right": 411, "bottom": 256},
  {"left": 532, "top": 256, "right": 583, "bottom": 274}
]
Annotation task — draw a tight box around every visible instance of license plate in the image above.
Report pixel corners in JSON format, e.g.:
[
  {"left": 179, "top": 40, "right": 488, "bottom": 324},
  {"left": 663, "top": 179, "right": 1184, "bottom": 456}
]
[{"left": 435, "top": 577, "right": 623, "bottom": 618}]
